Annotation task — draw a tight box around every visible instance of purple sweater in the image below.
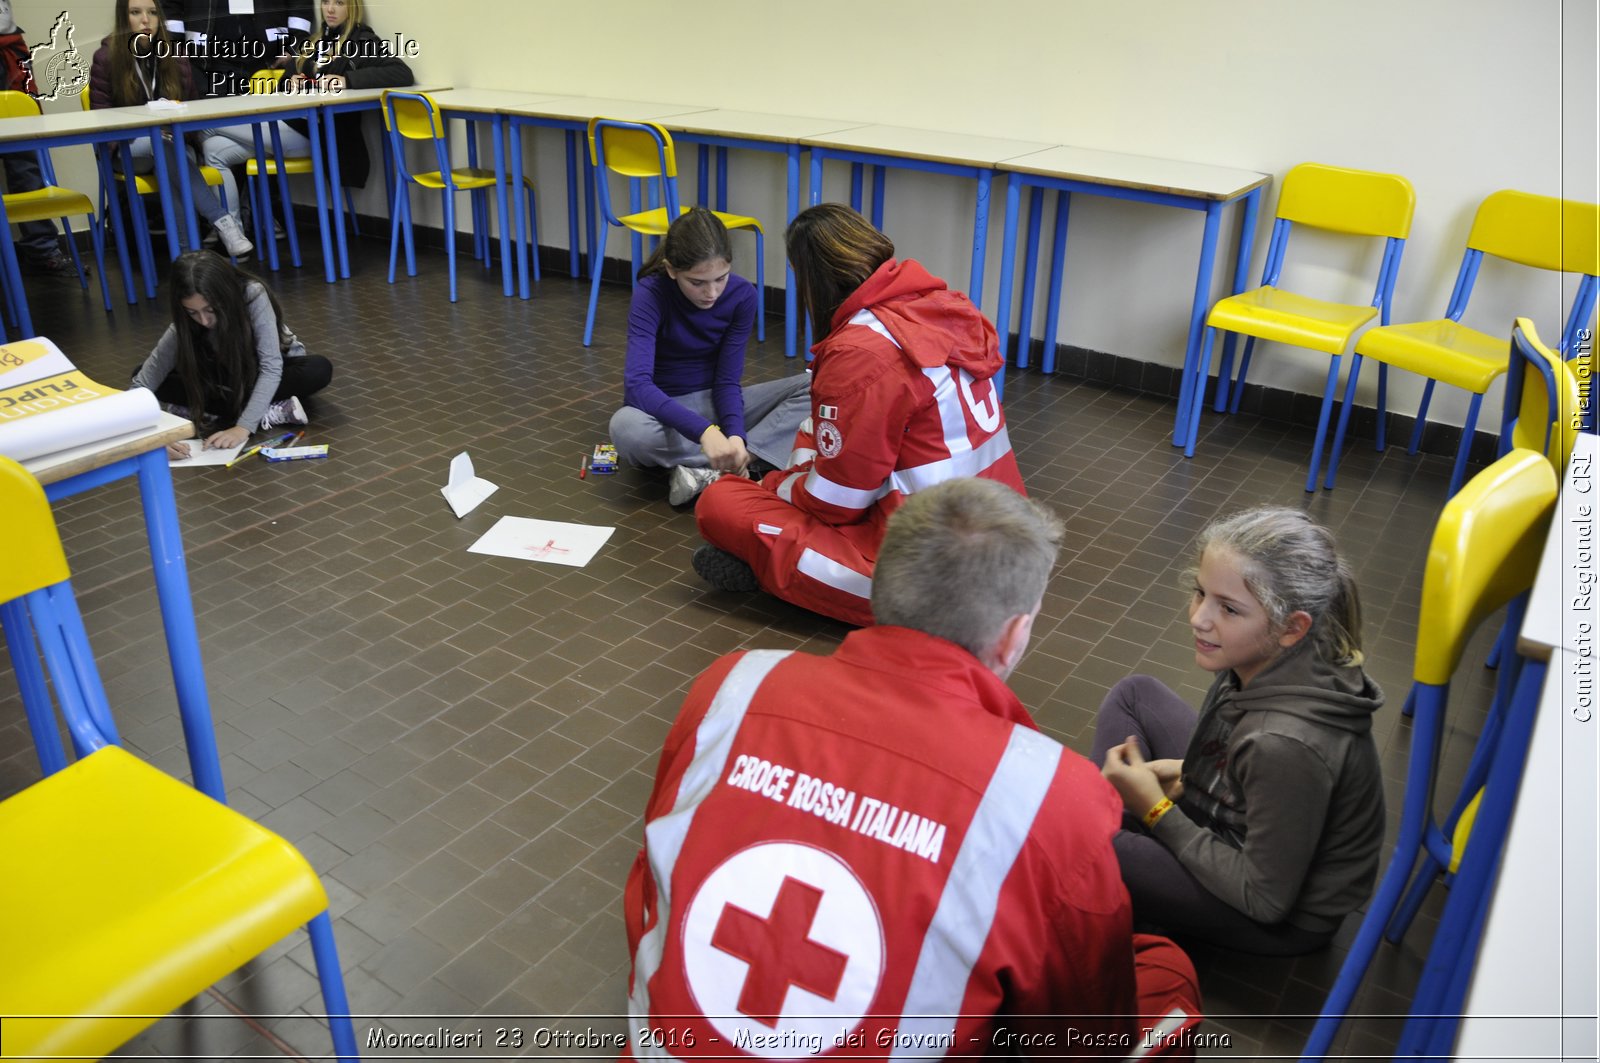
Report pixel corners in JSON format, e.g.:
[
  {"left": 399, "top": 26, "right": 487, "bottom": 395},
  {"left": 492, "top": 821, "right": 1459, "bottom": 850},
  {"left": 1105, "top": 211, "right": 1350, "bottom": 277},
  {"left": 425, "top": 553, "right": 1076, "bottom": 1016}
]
[{"left": 623, "top": 271, "right": 756, "bottom": 443}]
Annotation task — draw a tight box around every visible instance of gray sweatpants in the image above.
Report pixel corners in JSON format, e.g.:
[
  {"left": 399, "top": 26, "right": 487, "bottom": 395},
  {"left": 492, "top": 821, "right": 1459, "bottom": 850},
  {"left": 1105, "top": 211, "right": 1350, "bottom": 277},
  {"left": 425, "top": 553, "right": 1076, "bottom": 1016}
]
[{"left": 609, "top": 373, "right": 811, "bottom": 469}]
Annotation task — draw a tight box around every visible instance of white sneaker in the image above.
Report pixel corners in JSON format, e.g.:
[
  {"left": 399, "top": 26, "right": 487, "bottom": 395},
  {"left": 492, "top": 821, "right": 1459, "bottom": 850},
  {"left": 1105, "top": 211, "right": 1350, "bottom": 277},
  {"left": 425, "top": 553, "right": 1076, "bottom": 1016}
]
[
  {"left": 668, "top": 465, "right": 720, "bottom": 506},
  {"left": 214, "top": 214, "right": 254, "bottom": 259},
  {"left": 259, "top": 396, "right": 307, "bottom": 430}
]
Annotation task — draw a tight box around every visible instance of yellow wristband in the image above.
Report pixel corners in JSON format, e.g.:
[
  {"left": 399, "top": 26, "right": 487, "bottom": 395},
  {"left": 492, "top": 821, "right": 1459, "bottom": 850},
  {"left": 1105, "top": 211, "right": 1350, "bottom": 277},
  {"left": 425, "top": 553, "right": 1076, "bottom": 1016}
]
[
  {"left": 1143, "top": 797, "right": 1174, "bottom": 829},
  {"left": 703, "top": 424, "right": 721, "bottom": 438}
]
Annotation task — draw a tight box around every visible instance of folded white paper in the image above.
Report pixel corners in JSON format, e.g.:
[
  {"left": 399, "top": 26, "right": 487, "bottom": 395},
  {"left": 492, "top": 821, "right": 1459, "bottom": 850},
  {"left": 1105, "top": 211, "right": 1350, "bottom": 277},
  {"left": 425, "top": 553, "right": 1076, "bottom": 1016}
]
[
  {"left": 441, "top": 451, "right": 498, "bottom": 518},
  {"left": 168, "top": 437, "right": 247, "bottom": 467}
]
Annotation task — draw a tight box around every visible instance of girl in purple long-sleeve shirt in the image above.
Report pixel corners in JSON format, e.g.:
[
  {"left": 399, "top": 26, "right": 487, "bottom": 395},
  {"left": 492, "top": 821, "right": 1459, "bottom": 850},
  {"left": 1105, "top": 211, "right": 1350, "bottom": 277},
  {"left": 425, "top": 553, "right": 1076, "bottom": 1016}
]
[{"left": 609, "top": 208, "right": 809, "bottom": 507}]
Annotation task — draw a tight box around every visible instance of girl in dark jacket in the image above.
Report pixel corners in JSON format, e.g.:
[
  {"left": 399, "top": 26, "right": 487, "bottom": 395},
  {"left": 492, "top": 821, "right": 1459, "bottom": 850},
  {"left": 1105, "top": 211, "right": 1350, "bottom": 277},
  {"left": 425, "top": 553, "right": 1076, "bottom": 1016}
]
[{"left": 90, "top": 0, "right": 254, "bottom": 257}]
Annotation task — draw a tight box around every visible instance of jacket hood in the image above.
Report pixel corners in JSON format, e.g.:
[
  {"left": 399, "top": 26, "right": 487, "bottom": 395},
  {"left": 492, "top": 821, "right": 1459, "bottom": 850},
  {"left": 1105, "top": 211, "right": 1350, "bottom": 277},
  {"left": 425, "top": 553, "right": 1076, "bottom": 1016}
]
[
  {"left": 1226, "top": 641, "right": 1384, "bottom": 734},
  {"left": 831, "top": 258, "right": 1002, "bottom": 378}
]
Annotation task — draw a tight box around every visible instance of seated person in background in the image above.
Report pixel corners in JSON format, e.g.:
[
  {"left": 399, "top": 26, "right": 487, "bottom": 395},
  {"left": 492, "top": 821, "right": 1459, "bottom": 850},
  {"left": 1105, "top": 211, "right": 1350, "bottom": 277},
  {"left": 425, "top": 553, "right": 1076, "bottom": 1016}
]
[
  {"left": 1094, "top": 507, "right": 1385, "bottom": 956},
  {"left": 609, "top": 207, "right": 809, "bottom": 507},
  {"left": 0, "top": 2, "right": 74, "bottom": 274},
  {"left": 201, "top": 0, "right": 413, "bottom": 227},
  {"left": 131, "top": 250, "right": 332, "bottom": 458},
  {"left": 161, "top": 0, "right": 312, "bottom": 98},
  {"left": 624, "top": 477, "right": 1202, "bottom": 1059},
  {"left": 692, "top": 204, "right": 1024, "bottom": 628},
  {"left": 89, "top": 0, "right": 254, "bottom": 258}
]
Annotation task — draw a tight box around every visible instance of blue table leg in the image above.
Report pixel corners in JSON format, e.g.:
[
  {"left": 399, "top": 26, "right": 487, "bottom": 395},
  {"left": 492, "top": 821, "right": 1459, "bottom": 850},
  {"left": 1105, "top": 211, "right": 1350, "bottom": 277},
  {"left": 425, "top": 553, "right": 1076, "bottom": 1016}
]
[
  {"left": 117, "top": 144, "right": 158, "bottom": 300},
  {"left": 268, "top": 122, "right": 305, "bottom": 270},
  {"left": 133, "top": 449, "right": 226, "bottom": 803},
  {"left": 251, "top": 125, "right": 281, "bottom": 272},
  {"left": 564, "top": 128, "right": 581, "bottom": 278},
  {"left": 995, "top": 174, "right": 1023, "bottom": 363},
  {"left": 148, "top": 129, "right": 181, "bottom": 262},
  {"left": 582, "top": 146, "right": 598, "bottom": 279},
  {"left": 492, "top": 116, "right": 513, "bottom": 297},
  {"left": 1017, "top": 186, "right": 1044, "bottom": 366},
  {"left": 169, "top": 130, "right": 201, "bottom": 252},
  {"left": 0, "top": 173, "right": 32, "bottom": 337},
  {"left": 970, "top": 170, "right": 992, "bottom": 310},
  {"left": 696, "top": 144, "right": 709, "bottom": 206},
  {"left": 849, "top": 162, "right": 863, "bottom": 211},
  {"left": 809, "top": 150, "right": 824, "bottom": 207},
  {"left": 717, "top": 147, "right": 729, "bottom": 213},
  {"left": 95, "top": 147, "right": 138, "bottom": 305},
  {"left": 512, "top": 121, "right": 531, "bottom": 299},
  {"left": 0, "top": 600, "right": 66, "bottom": 776},
  {"left": 1174, "top": 200, "right": 1222, "bottom": 448},
  {"left": 1040, "top": 191, "right": 1071, "bottom": 374},
  {"left": 324, "top": 107, "right": 350, "bottom": 280},
  {"left": 785, "top": 145, "right": 801, "bottom": 359},
  {"left": 305, "top": 110, "right": 335, "bottom": 283},
  {"left": 1213, "top": 190, "right": 1262, "bottom": 412},
  {"left": 870, "top": 165, "right": 885, "bottom": 229}
]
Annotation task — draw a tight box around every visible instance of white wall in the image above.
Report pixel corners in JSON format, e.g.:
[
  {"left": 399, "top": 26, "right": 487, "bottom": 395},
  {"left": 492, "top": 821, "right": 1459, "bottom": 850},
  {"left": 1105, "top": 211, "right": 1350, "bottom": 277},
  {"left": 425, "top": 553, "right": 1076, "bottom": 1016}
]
[{"left": 16, "top": 0, "right": 1597, "bottom": 432}]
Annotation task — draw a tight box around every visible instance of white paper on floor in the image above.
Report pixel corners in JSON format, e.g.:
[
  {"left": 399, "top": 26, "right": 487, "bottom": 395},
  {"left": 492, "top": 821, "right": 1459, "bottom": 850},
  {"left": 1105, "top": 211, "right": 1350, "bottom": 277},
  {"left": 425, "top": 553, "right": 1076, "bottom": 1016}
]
[{"left": 468, "top": 516, "right": 615, "bottom": 568}]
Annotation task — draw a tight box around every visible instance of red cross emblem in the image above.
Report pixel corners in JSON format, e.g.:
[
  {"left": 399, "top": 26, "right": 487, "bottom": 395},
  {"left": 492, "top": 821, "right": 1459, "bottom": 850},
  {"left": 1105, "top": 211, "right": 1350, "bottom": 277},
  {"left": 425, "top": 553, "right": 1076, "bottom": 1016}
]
[
  {"left": 712, "top": 877, "right": 849, "bottom": 1027},
  {"left": 682, "top": 841, "right": 883, "bottom": 1057}
]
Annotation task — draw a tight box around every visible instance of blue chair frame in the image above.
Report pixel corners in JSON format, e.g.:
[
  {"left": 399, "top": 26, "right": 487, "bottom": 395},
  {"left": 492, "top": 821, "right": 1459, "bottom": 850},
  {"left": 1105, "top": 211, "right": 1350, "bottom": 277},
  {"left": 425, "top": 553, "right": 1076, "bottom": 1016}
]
[{"left": 0, "top": 456, "right": 360, "bottom": 1061}]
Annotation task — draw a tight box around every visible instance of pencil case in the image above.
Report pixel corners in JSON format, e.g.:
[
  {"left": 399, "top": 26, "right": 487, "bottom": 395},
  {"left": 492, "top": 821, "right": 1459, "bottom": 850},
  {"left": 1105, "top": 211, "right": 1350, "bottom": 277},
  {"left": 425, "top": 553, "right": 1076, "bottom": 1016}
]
[{"left": 263, "top": 445, "right": 329, "bottom": 462}]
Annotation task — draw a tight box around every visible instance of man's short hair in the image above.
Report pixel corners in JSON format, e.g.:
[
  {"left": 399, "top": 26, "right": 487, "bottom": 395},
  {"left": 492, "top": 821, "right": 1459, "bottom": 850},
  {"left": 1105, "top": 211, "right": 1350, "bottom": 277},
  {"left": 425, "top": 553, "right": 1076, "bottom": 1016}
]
[{"left": 872, "top": 479, "right": 1063, "bottom": 656}]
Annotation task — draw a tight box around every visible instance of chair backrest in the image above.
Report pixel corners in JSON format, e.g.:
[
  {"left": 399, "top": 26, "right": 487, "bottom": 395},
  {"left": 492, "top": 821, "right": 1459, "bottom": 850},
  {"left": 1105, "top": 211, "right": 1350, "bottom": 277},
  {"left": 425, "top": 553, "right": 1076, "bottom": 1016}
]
[
  {"left": 587, "top": 117, "right": 682, "bottom": 229},
  {"left": 0, "top": 456, "right": 71, "bottom": 606},
  {"left": 382, "top": 89, "right": 446, "bottom": 141},
  {"left": 1468, "top": 190, "right": 1600, "bottom": 277},
  {"left": 381, "top": 90, "right": 452, "bottom": 187},
  {"left": 0, "top": 88, "right": 43, "bottom": 120},
  {"left": 1502, "top": 317, "right": 1583, "bottom": 469},
  {"left": 1276, "top": 162, "right": 1416, "bottom": 239},
  {"left": 1446, "top": 190, "right": 1600, "bottom": 354},
  {"left": 248, "top": 68, "right": 286, "bottom": 94},
  {"left": 1414, "top": 447, "right": 1558, "bottom": 686}
]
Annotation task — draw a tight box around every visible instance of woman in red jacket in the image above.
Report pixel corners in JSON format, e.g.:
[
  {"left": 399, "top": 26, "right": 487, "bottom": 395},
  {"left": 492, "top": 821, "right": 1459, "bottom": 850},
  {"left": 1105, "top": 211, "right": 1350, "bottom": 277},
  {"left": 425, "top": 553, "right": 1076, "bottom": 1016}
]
[{"left": 692, "top": 204, "right": 1026, "bottom": 627}]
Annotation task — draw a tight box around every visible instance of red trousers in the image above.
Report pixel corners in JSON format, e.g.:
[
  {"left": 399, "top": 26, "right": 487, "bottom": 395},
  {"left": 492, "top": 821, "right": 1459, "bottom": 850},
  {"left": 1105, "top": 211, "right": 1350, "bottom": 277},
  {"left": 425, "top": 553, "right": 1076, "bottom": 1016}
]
[{"left": 695, "top": 473, "right": 883, "bottom": 628}]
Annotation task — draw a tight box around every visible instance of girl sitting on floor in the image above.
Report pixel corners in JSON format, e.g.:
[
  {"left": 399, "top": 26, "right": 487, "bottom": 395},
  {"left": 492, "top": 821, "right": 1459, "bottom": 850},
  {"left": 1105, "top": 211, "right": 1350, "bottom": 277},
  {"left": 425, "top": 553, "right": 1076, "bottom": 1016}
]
[
  {"left": 131, "top": 250, "right": 332, "bottom": 459},
  {"left": 609, "top": 207, "right": 809, "bottom": 506},
  {"left": 1093, "top": 506, "right": 1385, "bottom": 956}
]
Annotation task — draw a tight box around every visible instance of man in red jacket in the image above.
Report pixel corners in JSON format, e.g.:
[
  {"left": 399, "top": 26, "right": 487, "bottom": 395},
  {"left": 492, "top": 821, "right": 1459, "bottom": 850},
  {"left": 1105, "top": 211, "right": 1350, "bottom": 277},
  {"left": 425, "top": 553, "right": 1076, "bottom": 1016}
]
[
  {"left": 627, "top": 478, "right": 1202, "bottom": 1060},
  {"left": 693, "top": 204, "right": 1023, "bottom": 627}
]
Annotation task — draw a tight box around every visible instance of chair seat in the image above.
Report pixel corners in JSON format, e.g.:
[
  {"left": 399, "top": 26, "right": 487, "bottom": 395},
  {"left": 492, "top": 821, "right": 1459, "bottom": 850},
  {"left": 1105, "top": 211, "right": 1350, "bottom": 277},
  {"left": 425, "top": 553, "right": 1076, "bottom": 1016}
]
[
  {"left": 115, "top": 167, "right": 225, "bottom": 195},
  {"left": 1354, "top": 319, "right": 1509, "bottom": 393},
  {"left": 616, "top": 205, "right": 764, "bottom": 237},
  {"left": 4, "top": 185, "right": 94, "bottom": 224},
  {"left": 412, "top": 167, "right": 498, "bottom": 191},
  {"left": 1207, "top": 285, "right": 1379, "bottom": 354},
  {"left": 0, "top": 746, "right": 328, "bottom": 1060},
  {"left": 247, "top": 155, "right": 313, "bottom": 177}
]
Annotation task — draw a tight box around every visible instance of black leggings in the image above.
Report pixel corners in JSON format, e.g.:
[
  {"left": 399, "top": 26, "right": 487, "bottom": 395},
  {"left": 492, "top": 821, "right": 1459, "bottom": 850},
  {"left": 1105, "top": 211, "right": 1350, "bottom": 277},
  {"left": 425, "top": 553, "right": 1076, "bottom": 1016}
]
[
  {"left": 134, "top": 355, "right": 333, "bottom": 421},
  {"left": 1090, "top": 675, "right": 1335, "bottom": 956}
]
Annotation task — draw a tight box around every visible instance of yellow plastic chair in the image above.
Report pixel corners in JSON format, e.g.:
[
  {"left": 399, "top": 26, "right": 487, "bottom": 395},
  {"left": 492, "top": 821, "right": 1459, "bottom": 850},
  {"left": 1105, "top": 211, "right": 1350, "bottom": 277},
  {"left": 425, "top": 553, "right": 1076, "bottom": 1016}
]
[
  {"left": 583, "top": 117, "right": 764, "bottom": 347},
  {"left": 1184, "top": 162, "right": 1416, "bottom": 491},
  {"left": 1305, "top": 447, "right": 1557, "bottom": 1059},
  {"left": 1324, "top": 191, "right": 1599, "bottom": 494},
  {"left": 0, "top": 456, "right": 360, "bottom": 1061},
  {"left": 382, "top": 89, "right": 536, "bottom": 302},
  {"left": 243, "top": 69, "right": 362, "bottom": 272},
  {"left": 1501, "top": 317, "right": 1584, "bottom": 471},
  {"left": 0, "top": 90, "right": 111, "bottom": 320}
]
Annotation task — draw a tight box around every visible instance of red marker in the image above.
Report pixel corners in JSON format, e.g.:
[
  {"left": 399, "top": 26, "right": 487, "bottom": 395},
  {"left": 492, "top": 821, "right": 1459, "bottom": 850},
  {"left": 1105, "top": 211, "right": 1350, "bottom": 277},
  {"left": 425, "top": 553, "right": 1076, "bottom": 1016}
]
[{"left": 578, "top": 455, "right": 589, "bottom": 479}]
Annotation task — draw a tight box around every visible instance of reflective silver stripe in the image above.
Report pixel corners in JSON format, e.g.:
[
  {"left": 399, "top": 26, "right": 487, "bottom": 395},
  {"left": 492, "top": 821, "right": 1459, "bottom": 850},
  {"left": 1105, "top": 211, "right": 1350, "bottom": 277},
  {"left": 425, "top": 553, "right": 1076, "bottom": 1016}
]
[
  {"left": 789, "top": 447, "right": 818, "bottom": 466},
  {"left": 796, "top": 548, "right": 873, "bottom": 601},
  {"left": 892, "top": 725, "right": 1062, "bottom": 1058},
  {"left": 287, "top": 16, "right": 312, "bottom": 31},
  {"left": 891, "top": 426, "right": 1014, "bottom": 496},
  {"left": 847, "top": 308, "right": 899, "bottom": 346},
  {"left": 775, "top": 470, "right": 806, "bottom": 504},
  {"left": 921, "top": 366, "right": 973, "bottom": 460},
  {"left": 803, "top": 467, "right": 890, "bottom": 511},
  {"left": 628, "top": 650, "right": 793, "bottom": 1058},
  {"left": 757, "top": 523, "right": 782, "bottom": 536},
  {"left": 164, "top": 18, "right": 185, "bottom": 33}
]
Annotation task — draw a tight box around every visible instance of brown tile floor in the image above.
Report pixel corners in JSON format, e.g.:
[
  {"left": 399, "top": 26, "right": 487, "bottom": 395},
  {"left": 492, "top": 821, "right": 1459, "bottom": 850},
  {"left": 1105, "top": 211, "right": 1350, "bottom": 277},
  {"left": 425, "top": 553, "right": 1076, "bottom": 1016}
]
[{"left": 1, "top": 232, "right": 1504, "bottom": 1059}]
